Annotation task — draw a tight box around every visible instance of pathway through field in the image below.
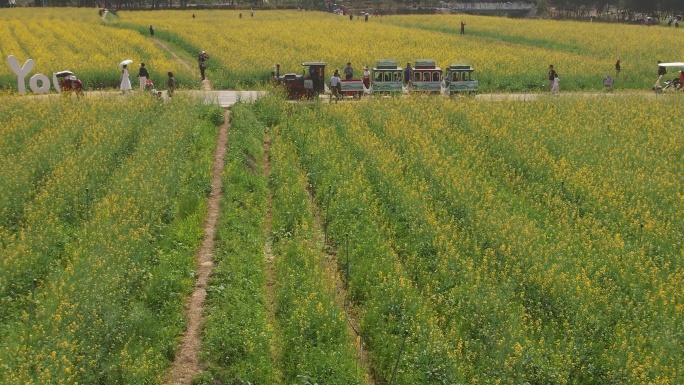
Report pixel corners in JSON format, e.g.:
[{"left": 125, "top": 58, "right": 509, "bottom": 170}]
[
  {"left": 151, "top": 37, "right": 213, "bottom": 91},
  {"left": 167, "top": 110, "right": 230, "bottom": 385}
]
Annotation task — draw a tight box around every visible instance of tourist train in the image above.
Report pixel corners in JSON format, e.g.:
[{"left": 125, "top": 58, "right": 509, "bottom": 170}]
[{"left": 273, "top": 59, "right": 479, "bottom": 99}]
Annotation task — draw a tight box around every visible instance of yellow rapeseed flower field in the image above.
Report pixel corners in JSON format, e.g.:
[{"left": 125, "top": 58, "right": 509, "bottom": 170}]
[
  {"left": 268, "top": 94, "right": 684, "bottom": 384},
  {"left": 2, "top": 9, "right": 680, "bottom": 91},
  {"left": 0, "top": 8, "right": 193, "bottom": 90},
  {"left": 116, "top": 10, "right": 682, "bottom": 90}
]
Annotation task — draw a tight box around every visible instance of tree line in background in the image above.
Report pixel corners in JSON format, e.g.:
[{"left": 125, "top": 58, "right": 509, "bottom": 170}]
[
  {"left": 11, "top": 0, "right": 684, "bottom": 20},
  {"left": 539, "top": 0, "right": 684, "bottom": 18}
]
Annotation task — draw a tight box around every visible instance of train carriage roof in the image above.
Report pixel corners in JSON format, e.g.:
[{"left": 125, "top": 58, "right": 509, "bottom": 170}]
[{"left": 448, "top": 64, "right": 475, "bottom": 71}]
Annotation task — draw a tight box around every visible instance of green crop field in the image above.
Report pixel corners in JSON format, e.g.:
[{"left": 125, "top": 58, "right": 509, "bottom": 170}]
[{"left": 1, "top": 8, "right": 683, "bottom": 385}]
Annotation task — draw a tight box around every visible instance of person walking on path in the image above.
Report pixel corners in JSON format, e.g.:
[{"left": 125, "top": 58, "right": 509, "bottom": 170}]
[
  {"left": 137, "top": 62, "right": 149, "bottom": 92},
  {"left": 615, "top": 59, "right": 621, "bottom": 76},
  {"left": 330, "top": 69, "right": 342, "bottom": 101},
  {"left": 548, "top": 64, "right": 557, "bottom": 92},
  {"left": 603, "top": 75, "right": 614, "bottom": 92},
  {"left": 344, "top": 62, "right": 354, "bottom": 80},
  {"left": 551, "top": 72, "right": 560, "bottom": 94},
  {"left": 198, "top": 51, "right": 209, "bottom": 80},
  {"left": 460, "top": 20, "right": 466, "bottom": 35},
  {"left": 167, "top": 71, "right": 175, "bottom": 97},
  {"left": 120, "top": 64, "right": 132, "bottom": 94},
  {"left": 149, "top": 25, "right": 154, "bottom": 36}
]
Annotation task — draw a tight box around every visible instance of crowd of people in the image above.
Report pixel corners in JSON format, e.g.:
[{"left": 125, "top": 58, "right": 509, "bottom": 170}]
[
  {"left": 113, "top": 48, "right": 210, "bottom": 97},
  {"left": 118, "top": 61, "right": 176, "bottom": 98}
]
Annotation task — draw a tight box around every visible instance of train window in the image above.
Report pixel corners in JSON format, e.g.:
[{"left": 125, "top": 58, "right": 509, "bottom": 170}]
[
  {"left": 385, "top": 72, "right": 392, "bottom": 82},
  {"left": 433, "top": 72, "right": 440, "bottom": 81},
  {"left": 375, "top": 72, "right": 383, "bottom": 81},
  {"left": 394, "top": 72, "right": 401, "bottom": 81}
]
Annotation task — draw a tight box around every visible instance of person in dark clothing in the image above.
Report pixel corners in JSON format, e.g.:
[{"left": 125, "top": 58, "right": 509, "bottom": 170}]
[
  {"left": 198, "top": 51, "right": 209, "bottom": 80},
  {"left": 404, "top": 62, "right": 412, "bottom": 85},
  {"left": 460, "top": 20, "right": 466, "bottom": 34},
  {"left": 167, "top": 71, "right": 175, "bottom": 97},
  {"left": 615, "top": 59, "right": 621, "bottom": 76},
  {"left": 137, "top": 62, "right": 150, "bottom": 92},
  {"left": 149, "top": 25, "right": 154, "bottom": 36},
  {"left": 658, "top": 61, "right": 667, "bottom": 77}
]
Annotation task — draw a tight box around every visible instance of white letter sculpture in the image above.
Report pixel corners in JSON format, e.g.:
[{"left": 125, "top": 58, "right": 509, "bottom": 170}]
[{"left": 8, "top": 55, "right": 35, "bottom": 94}]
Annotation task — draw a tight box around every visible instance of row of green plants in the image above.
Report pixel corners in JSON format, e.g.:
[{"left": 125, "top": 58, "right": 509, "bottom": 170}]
[
  {"left": 271, "top": 95, "right": 683, "bottom": 383},
  {"left": 269, "top": 117, "right": 366, "bottom": 385},
  {"left": 0, "top": 95, "right": 220, "bottom": 384},
  {"left": 197, "top": 103, "right": 276, "bottom": 384},
  {"left": 198, "top": 99, "right": 365, "bottom": 385},
  {"left": 267, "top": 98, "right": 470, "bottom": 385},
  {"left": 0, "top": 97, "right": 145, "bottom": 311}
]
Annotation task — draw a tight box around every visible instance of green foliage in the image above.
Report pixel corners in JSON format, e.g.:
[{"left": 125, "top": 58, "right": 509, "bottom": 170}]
[
  {"left": 200, "top": 102, "right": 276, "bottom": 385},
  {"left": 270, "top": 96, "right": 684, "bottom": 384},
  {"left": 269, "top": 122, "right": 364, "bottom": 385},
  {"left": 0, "top": 95, "right": 217, "bottom": 384}
]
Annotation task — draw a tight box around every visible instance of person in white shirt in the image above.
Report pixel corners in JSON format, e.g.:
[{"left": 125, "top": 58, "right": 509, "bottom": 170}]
[
  {"left": 362, "top": 66, "right": 370, "bottom": 88},
  {"left": 551, "top": 73, "right": 559, "bottom": 94},
  {"left": 330, "top": 69, "right": 341, "bottom": 100}
]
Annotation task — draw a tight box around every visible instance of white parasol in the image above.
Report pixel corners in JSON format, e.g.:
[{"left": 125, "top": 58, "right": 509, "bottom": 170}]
[
  {"left": 658, "top": 62, "right": 684, "bottom": 67},
  {"left": 54, "top": 70, "right": 74, "bottom": 77},
  {"left": 119, "top": 59, "right": 133, "bottom": 66}
]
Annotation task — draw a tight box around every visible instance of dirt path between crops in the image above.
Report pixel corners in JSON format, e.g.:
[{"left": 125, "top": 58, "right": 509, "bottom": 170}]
[
  {"left": 305, "top": 186, "right": 379, "bottom": 385},
  {"left": 166, "top": 110, "right": 229, "bottom": 385},
  {"left": 151, "top": 38, "right": 213, "bottom": 91}
]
